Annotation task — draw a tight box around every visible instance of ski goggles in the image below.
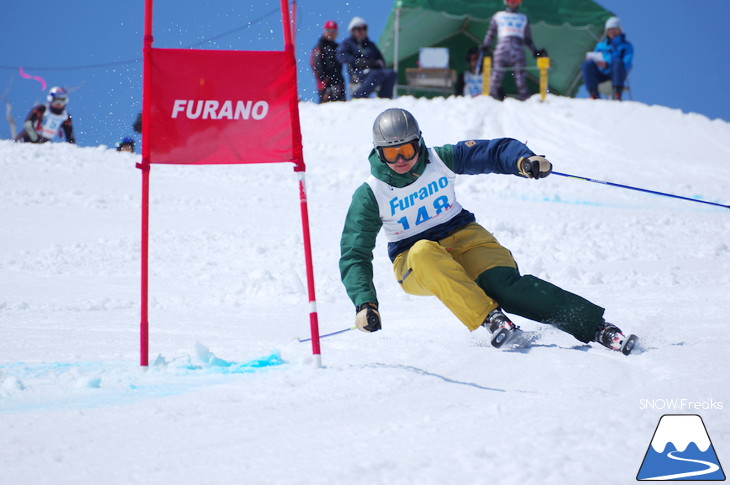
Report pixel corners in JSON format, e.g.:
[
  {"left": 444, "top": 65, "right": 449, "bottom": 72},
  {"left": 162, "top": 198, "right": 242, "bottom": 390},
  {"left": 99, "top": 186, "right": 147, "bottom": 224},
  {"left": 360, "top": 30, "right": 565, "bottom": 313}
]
[
  {"left": 49, "top": 96, "right": 68, "bottom": 107},
  {"left": 378, "top": 140, "right": 419, "bottom": 164}
]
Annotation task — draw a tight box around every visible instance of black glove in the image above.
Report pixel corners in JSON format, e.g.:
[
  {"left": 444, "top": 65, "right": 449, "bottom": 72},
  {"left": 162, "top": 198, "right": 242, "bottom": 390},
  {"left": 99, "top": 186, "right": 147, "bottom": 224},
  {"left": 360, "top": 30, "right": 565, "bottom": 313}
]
[
  {"left": 355, "top": 303, "right": 381, "bottom": 332},
  {"left": 533, "top": 48, "right": 548, "bottom": 58},
  {"left": 480, "top": 45, "right": 492, "bottom": 57},
  {"left": 518, "top": 155, "right": 552, "bottom": 179}
]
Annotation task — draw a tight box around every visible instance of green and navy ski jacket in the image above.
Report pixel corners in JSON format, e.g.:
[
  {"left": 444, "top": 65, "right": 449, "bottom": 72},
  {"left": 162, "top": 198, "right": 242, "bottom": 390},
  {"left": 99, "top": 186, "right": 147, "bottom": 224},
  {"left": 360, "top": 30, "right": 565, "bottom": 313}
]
[{"left": 339, "top": 137, "right": 534, "bottom": 308}]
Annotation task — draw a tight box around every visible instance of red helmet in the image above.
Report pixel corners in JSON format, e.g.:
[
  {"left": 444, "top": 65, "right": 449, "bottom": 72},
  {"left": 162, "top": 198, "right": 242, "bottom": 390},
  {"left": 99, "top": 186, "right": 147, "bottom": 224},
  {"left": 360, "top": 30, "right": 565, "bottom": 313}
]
[{"left": 323, "top": 20, "right": 338, "bottom": 30}]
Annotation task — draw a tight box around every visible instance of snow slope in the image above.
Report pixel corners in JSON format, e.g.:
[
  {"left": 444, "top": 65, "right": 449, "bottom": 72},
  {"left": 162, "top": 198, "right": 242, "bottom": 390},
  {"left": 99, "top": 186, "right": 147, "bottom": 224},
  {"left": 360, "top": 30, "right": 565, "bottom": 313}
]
[{"left": 1, "top": 95, "right": 729, "bottom": 485}]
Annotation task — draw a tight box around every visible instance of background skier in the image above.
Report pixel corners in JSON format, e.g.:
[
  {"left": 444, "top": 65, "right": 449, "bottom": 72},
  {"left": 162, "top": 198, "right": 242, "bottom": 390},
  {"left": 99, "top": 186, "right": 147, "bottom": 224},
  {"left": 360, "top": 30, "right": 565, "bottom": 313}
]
[
  {"left": 481, "top": 0, "right": 547, "bottom": 101},
  {"left": 116, "top": 136, "right": 135, "bottom": 153},
  {"left": 339, "top": 108, "right": 637, "bottom": 354},
  {"left": 14, "top": 86, "right": 75, "bottom": 144}
]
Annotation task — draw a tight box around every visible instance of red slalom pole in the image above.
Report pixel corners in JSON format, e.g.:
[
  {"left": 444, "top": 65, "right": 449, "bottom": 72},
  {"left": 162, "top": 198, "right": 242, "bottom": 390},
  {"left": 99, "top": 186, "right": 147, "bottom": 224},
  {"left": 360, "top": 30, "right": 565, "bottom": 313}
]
[
  {"left": 281, "top": 0, "right": 322, "bottom": 366},
  {"left": 137, "top": 162, "right": 150, "bottom": 367},
  {"left": 297, "top": 172, "right": 322, "bottom": 365},
  {"left": 137, "top": 0, "right": 155, "bottom": 366}
]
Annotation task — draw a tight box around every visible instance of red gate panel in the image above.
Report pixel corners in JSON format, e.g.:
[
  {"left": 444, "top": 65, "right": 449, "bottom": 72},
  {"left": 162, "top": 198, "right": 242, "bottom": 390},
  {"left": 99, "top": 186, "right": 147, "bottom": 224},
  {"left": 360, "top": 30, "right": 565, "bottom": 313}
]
[{"left": 147, "top": 48, "right": 300, "bottom": 165}]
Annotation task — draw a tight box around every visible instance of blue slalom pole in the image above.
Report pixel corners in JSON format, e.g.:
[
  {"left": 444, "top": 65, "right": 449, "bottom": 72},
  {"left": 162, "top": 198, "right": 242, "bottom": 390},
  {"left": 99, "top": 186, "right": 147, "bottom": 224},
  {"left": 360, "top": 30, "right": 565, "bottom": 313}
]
[{"left": 552, "top": 171, "right": 730, "bottom": 211}]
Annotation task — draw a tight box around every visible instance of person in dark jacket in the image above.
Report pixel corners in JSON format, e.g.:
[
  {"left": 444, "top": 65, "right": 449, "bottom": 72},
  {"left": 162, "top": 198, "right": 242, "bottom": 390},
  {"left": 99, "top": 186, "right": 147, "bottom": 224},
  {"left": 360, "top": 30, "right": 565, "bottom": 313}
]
[
  {"left": 15, "top": 86, "right": 75, "bottom": 144},
  {"left": 336, "top": 17, "right": 396, "bottom": 99},
  {"left": 339, "top": 108, "right": 638, "bottom": 355},
  {"left": 582, "top": 16, "right": 634, "bottom": 100},
  {"left": 310, "top": 20, "right": 346, "bottom": 103},
  {"left": 481, "top": 0, "right": 547, "bottom": 101}
]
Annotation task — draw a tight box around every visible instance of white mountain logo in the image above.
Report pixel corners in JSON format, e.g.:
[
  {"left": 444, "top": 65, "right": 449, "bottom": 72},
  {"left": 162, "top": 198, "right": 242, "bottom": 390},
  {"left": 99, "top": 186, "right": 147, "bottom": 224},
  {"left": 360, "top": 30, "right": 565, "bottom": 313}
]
[{"left": 637, "top": 414, "right": 725, "bottom": 481}]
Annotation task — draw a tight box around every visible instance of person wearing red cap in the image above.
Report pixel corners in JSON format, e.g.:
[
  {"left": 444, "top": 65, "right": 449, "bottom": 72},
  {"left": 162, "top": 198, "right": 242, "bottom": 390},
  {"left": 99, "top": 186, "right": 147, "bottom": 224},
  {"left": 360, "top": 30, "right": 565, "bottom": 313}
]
[{"left": 310, "top": 20, "right": 346, "bottom": 103}]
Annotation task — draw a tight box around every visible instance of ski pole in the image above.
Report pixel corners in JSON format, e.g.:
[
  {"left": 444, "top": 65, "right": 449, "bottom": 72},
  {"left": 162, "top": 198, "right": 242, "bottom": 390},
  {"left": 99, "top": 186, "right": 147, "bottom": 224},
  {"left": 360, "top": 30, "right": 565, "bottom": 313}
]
[
  {"left": 297, "top": 326, "right": 356, "bottom": 343},
  {"left": 552, "top": 171, "right": 730, "bottom": 211}
]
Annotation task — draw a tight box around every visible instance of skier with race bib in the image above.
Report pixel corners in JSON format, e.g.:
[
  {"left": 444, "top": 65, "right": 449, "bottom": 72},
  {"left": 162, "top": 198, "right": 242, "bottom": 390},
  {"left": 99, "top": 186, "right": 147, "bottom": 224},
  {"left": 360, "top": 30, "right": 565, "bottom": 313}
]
[
  {"left": 481, "top": 0, "right": 547, "bottom": 101},
  {"left": 15, "top": 86, "right": 76, "bottom": 144},
  {"left": 339, "top": 108, "right": 637, "bottom": 354}
]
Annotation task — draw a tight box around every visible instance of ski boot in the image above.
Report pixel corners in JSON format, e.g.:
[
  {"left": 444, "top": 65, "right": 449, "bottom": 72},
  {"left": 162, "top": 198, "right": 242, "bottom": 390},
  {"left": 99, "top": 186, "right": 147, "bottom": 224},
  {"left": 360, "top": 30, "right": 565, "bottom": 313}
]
[
  {"left": 595, "top": 320, "right": 638, "bottom": 355},
  {"left": 483, "top": 308, "right": 518, "bottom": 349}
]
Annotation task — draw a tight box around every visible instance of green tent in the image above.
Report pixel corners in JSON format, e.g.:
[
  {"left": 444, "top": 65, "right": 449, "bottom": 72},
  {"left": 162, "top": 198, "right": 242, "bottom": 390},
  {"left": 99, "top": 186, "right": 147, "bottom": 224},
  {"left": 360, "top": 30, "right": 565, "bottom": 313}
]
[{"left": 378, "top": 0, "right": 614, "bottom": 97}]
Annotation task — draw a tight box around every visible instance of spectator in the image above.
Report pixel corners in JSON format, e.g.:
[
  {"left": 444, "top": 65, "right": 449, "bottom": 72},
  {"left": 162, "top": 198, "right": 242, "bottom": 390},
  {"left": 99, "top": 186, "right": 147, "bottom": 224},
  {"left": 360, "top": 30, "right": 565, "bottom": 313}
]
[
  {"left": 116, "top": 137, "right": 135, "bottom": 153},
  {"left": 455, "top": 46, "right": 483, "bottom": 97},
  {"left": 15, "top": 86, "right": 75, "bottom": 144},
  {"left": 481, "top": 0, "right": 547, "bottom": 101},
  {"left": 336, "top": 17, "right": 397, "bottom": 99},
  {"left": 582, "top": 16, "right": 633, "bottom": 101},
  {"left": 339, "top": 107, "right": 638, "bottom": 355},
  {"left": 310, "top": 20, "right": 346, "bottom": 103},
  {"left": 133, "top": 112, "right": 142, "bottom": 133}
]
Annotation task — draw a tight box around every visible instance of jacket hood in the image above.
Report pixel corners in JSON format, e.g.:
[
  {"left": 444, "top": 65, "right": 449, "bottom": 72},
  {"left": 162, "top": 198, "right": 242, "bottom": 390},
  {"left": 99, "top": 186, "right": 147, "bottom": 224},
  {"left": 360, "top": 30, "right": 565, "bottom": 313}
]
[{"left": 368, "top": 139, "right": 429, "bottom": 188}]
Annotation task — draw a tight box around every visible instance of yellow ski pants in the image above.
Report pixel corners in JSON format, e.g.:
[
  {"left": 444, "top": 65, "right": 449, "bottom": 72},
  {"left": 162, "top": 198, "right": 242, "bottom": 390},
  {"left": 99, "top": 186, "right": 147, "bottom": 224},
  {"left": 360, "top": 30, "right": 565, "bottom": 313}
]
[{"left": 392, "top": 223, "right": 516, "bottom": 331}]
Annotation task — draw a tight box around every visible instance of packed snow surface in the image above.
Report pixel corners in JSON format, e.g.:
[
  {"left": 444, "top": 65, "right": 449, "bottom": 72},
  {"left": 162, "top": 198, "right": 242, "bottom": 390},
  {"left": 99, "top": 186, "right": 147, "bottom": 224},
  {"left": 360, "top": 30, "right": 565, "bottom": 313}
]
[{"left": 2, "top": 95, "right": 729, "bottom": 484}]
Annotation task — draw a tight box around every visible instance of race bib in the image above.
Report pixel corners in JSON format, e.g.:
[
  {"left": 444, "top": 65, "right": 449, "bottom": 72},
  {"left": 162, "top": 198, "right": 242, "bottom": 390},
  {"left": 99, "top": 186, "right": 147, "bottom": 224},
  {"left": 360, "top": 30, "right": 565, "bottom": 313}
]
[
  {"left": 464, "top": 71, "right": 483, "bottom": 97},
  {"left": 366, "top": 149, "right": 463, "bottom": 242},
  {"left": 38, "top": 107, "right": 69, "bottom": 140},
  {"left": 495, "top": 11, "right": 528, "bottom": 39}
]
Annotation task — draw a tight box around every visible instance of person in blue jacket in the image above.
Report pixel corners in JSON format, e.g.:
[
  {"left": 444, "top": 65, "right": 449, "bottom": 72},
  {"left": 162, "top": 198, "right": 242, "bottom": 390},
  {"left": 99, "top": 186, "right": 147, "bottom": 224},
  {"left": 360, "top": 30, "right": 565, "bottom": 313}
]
[
  {"left": 339, "top": 108, "right": 639, "bottom": 355},
  {"left": 582, "top": 16, "right": 634, "bottom": 100},
  {"left": 335, "top": 17, "right": 396, "bottom": 99}
]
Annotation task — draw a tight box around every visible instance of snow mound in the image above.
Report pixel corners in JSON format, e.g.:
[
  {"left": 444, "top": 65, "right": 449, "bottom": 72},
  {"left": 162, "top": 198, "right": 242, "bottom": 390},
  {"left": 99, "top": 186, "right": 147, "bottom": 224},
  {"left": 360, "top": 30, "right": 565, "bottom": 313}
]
[{"left": 1, "top": 95, "right": 729, "bottom": 485}]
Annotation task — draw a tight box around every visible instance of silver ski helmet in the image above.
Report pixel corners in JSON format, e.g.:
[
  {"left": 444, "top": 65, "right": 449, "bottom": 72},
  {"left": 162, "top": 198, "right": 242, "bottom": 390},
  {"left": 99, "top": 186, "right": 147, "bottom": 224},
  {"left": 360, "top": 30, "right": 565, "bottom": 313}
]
[
  {"left": 373, "top": 108, "right": 422, "bottom": 164},
  {"left": 372, "top": 108, "right": 421, "bottom": 148}
]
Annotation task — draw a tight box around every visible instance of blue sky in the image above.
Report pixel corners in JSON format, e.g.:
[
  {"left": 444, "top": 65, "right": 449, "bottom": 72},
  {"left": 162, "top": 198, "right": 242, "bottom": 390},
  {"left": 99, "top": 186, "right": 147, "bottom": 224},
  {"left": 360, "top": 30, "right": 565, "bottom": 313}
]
[{"left": 2, "top": 0, "right": 729, "bottom": 147}]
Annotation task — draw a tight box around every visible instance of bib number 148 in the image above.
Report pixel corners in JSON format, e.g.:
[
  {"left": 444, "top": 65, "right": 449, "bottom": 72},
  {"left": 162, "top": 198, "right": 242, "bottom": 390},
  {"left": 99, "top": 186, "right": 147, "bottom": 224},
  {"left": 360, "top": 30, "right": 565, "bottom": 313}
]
[{"left": 396, "top": 195, "right": 450, "bottom": 231}]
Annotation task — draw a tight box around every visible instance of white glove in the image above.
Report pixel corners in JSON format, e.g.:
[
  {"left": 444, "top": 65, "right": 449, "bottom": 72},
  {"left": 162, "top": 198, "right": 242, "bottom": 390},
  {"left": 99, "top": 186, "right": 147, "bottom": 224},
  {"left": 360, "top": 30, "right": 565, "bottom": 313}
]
[
  {"left": 518, "top": 155, "right": 552, "bottom": 179},
  {"left": 24, "top": 120, "right": 39, "bottom": 142},
  {"left": 355, "top": 303, "right": 381, "bottom": 332}
]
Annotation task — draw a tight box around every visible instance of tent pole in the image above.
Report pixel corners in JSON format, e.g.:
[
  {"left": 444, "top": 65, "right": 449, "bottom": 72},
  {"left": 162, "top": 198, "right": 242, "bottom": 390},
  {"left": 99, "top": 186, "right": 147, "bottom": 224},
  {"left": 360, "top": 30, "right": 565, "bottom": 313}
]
[{"left": 394, "top": 6, "right": 400, "bottom": 95}]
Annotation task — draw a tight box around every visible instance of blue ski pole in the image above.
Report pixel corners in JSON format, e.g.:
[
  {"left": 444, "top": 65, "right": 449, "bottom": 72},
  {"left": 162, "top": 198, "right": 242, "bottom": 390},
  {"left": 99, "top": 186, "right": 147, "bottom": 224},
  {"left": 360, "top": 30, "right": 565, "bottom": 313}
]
[
  {"left": 298, "top": 326, "right": 355, "bottom": 343},
  {"left": 552, "top": 171, "right": 729, "bottom": 211}
]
